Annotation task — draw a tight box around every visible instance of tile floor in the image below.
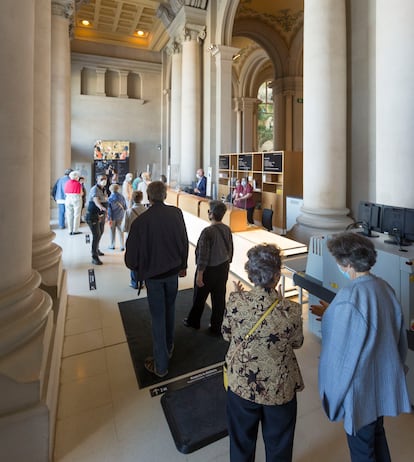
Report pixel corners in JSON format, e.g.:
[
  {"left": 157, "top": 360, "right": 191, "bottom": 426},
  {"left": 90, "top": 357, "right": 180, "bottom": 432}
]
[{"left": 52, "top": 222, "right": 414, "bottom": 462}]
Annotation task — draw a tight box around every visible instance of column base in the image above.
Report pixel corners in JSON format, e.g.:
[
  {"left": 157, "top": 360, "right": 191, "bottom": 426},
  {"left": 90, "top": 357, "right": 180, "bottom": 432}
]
[
  {"left": 0, "top": 270, "right": 67, "bottom": 462},
  {"left": 288, "top": 206, "right": 354, "bottom": 245}
]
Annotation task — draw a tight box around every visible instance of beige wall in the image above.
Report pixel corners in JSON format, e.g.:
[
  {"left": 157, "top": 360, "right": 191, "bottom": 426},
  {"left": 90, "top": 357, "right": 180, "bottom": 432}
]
[{"left": 71, "top": 54, "right": 164, "bottom": 183}]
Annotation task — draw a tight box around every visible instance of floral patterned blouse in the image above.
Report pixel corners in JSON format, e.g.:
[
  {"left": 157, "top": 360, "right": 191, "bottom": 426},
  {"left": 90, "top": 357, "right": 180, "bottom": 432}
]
[{"left": 222, "top": 286, "right": 304, "bottom": 405}]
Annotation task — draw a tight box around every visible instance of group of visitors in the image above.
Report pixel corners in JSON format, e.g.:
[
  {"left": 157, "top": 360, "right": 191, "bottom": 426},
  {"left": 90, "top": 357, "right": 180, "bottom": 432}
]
[
  {"left": 54, "top": 166, "right": 411, "bottom": 462},
  {"left": 232, "top": 176, "right": 255, "bottom": 224},
  {"left": 124, "top": 191, "right": 411, "bottom": 462}
]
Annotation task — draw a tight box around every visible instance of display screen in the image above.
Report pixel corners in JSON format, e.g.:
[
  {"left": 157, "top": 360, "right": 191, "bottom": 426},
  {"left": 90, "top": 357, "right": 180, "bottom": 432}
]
[
  {"left": 263, "top": 152, "right": 283, "bottom": 172},
  {"left": 238, "top": 154, "right": 252, "bottom": 170},
  {"left": 381, "top": 206, "right": 405, "bottom": 235},
  {"left": 219, "top": 155, "right": 229, "bottom": 169}
]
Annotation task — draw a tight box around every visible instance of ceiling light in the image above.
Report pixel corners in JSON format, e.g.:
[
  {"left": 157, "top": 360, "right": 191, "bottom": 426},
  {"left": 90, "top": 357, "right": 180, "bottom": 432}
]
[
  {"left": 136, "top": 30, "right": 145, "bottom": 37},
  {"left": 81, "top": 20, "right": 90, "bottom": 26}
]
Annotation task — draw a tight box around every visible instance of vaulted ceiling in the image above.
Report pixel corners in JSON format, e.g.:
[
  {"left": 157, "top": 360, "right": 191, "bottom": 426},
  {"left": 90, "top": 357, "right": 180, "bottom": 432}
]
[{"left": 73, "top": 0, "right": 303, "bottom": 54}]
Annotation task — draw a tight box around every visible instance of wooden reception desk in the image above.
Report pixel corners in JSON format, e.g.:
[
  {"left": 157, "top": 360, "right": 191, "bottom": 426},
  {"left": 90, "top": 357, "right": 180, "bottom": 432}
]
[{"left": 166, "top": 188, "right": 248, "bottom": 232}]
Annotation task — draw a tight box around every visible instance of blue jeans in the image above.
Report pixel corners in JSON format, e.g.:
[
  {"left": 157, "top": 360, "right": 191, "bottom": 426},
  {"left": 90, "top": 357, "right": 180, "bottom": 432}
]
[
  {"left": 226, "top": 390, "right": 297, "bottom": 462},
  {"left": 346, "top": 417, "right": 391, "bottom": 462},
  {"left": 145, "top": 274, "right": 179, "bottom": 374},
  {"left": 58, "top": 203, "right": 66, "bottom": 228}
]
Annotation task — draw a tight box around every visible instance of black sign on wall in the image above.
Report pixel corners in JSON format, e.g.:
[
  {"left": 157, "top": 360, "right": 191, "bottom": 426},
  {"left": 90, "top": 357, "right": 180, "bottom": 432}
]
[
  {"left": 93, "top": 159, "right": 130, "bottom": 184},
  {"left": 219, "top": 155, "right": 230, "bottom": 169},
  {"left": 238, "top": 154, "right": 252, "bottom": 170},
  {"left": 263, "top": 152, "right": 283, "bottom": 172}
]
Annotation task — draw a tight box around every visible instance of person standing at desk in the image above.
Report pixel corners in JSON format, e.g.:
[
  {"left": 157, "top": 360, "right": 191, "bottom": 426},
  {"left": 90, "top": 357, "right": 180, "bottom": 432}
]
[
  {"left": 193, "top": 168, "right": 207, "bottom": 197},
  {"left": 310, "top": 232, "right": 411, "bottom": 462},
  {"left": 234, "top": 177, "right": 255, "bottom": 224}
]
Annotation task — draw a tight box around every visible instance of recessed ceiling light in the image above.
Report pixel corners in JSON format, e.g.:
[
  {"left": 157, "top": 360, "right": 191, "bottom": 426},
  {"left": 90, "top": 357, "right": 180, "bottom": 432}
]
[
  {"left": 81, "top": 20, "right": 90, "bottom": 26},
  {"left": 136, "top": 30, "right": 145, "bottom": 37}
]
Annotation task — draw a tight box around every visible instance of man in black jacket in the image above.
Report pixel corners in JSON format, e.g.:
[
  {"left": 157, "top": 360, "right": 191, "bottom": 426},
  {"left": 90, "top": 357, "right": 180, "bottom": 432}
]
[{"left": 125, "top": 181, "right": 189, "bottom": 377}]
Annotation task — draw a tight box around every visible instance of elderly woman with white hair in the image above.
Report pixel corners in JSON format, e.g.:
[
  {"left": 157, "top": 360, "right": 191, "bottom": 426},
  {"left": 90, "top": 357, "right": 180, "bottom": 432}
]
[
  {"left": 122, "top": 172, "right": 134, "bottom": 207},
  {"left": 63, "top": 170, "right": 83, "bottom": 235},
  {"left": 137, "top": 172, "right": 151, "bottom": 205}
]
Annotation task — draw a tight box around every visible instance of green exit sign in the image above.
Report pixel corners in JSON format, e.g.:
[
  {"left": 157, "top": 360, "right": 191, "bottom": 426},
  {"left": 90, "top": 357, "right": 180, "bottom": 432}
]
[{"left": 297, "top": 98, "right": 303, "bottom": 103}]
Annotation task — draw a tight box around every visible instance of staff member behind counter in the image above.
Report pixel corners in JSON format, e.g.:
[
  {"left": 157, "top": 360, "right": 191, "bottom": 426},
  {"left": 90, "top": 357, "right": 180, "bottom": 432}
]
[{"left": 185, "top": 168, "right": 207, "bottom": 197}]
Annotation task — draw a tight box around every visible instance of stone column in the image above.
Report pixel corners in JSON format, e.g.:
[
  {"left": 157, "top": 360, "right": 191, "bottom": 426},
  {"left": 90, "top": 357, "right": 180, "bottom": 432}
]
[
  {"left": 241, "top": 97, "right": 260, "bottom": 152},
  {"left": 293, "top": 0, "right": 352, "bottom": 243},
  {"left": 180, "top": 25, "right": 205, "bottom": 184},
  {"left": 376, "top": 0, "right": 414, "bottom": 207},
  {"left": 272, "top": 79, "right": 285, "bottom": 150},
  {"left": 0, "top": 0, "right": 54, "bottom": 460},
  {"left": 118, "top": 70, "right": 129, "bottom": 98},
  {"left": 211, "top": 45, "right": 239, "bottom": 156},
  {"left": 234, "top": 98, "right": 242, "bottom": 153},
  {"left": 51, "top": 0, "right": 72, "bottom": 185},
  {"left": 168, "top": 42, "right": 182, "bottom": 185},
  {"left": 33, "top": 0, "right": 63, "bottom": 293}
]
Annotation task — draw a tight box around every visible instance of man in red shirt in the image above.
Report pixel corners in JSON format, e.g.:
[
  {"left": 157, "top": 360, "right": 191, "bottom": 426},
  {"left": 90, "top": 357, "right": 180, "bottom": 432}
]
[{"left": 64, "top": 170, "right": 83, "bottom": 235}]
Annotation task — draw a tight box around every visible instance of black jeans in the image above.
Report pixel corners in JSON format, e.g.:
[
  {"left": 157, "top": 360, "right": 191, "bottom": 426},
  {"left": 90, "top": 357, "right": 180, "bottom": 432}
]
[
  {"left": 186, "top": 261, "right": 229, "bottom": 333},
  {"left": 86, "top": 217, "right": 103, "bottom": 258}
]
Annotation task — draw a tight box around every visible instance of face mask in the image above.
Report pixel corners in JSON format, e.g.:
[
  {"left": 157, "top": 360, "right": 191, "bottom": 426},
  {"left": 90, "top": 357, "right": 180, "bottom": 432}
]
[
  {"left": 196, "top": 174, "right": 201, "bottom": 179},
  {"left": 337, "top": 264, "right": 350, "bottom": 279},
  {"left": 241, "top": 181, "right": 247, "bottom": 187},
  {"left": 100, "top": 180, "right": 107, "bottom": 187}
]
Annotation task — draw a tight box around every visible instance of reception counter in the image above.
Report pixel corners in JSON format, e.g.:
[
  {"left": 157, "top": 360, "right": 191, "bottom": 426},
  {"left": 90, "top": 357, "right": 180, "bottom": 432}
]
[{"left": 166, "top": 188, "right": 248, "bottom": 232}]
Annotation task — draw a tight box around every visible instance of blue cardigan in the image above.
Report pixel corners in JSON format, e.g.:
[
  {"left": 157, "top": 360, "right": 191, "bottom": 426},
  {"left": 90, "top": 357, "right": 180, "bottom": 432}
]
[{"left": 319, "top": 273, "right": 411, "bottom": 435}]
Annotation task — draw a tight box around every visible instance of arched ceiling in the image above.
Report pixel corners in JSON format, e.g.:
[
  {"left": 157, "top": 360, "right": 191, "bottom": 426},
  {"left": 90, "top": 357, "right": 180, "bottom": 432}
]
[{"left": 73, "top": 0, "right": 303, "bottom": 55}]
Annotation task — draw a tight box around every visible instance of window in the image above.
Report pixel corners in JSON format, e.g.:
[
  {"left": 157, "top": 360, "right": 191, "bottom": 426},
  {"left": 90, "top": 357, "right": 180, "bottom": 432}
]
[{"left": 257, "top": 80, "right": 274, "bottom": 151}]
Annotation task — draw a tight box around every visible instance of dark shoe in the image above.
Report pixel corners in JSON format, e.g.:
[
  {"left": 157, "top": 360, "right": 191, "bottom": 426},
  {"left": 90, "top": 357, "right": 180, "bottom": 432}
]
[
  {"left": 92, "top": 257, "right": 103, "bottom": 265},
  {"left": 182, "top": 318, "right": 200, "bottom": 330},
  {"left": 98, "top": 250, "right": 104, "bottom": 256},
  {"left": 108, "top": 246, "right": 115, "bottom": 250},
  {"left": 69, "top": 232, "right": 73, "bottom": 235},
  {"left": 72, "top": 231, "right": 82, "bottom": 235},
  {"left": 120, "top": 247, "right": 125, "bottom": 251},
  {"left": 144, "top": 357, "right": 168, "bottom": 378}
]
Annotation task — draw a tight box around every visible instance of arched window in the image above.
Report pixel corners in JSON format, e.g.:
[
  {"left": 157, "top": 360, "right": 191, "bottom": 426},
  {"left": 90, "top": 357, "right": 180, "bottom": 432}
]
[{"left": 257, "top": 80, "right": 273, "bottom": 151}]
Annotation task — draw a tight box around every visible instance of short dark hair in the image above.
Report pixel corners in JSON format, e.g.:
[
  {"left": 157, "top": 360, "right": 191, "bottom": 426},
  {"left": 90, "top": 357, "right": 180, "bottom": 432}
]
[
  {"left": 132, "top": 190, "right": 143, "bottom": 203},
  {"left": 245, "top": 244, "right": 282, "bottom": 287},
  {"left": 327, "top": 232, "right": 377, "bottom": 272},
  {"left": 147, "top": 181, "right": 166, "bottom": 202},
  {"left": 209, "top": 200, "right": 227, "bottom": 221}
]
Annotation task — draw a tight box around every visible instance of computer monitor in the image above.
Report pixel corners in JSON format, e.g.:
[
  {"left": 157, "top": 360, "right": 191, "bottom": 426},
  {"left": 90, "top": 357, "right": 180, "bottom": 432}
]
[
  {"left": 357, "top": 201, "right": 381, "bottom": 237},
  {"left": 381, "top": 205, "right": 409, "bottom": 246},
  {"left": 403, "top": 208, "right": 414, "bottom": 242}
]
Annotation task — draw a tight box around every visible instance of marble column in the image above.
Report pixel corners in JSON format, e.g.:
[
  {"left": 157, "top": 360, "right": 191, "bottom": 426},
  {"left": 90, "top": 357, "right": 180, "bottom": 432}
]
[
  {"left": 212, "top": 45, "right": 239, "bottom": 156},
  {"left": 33, "top": 0, "right": 63, "bottom": 293},
  {"left": 95, "top": 68, "right": 107, "bottom": 96},
  {"left": 234, "top": 98, "right": 242, "bottom": 153},
  {"left": 0, "top": 0, "right": 54, "bottom": 460},
  {"left": 168, "top": 43, "right": 182, "bottom": 185},
  {"left": 241, "top": 97, "right": 260, "bottom": 152},
  {"left": 292, "top": 0, "right": 352, "bottom": 243},
  {"left": 376, "top": 0, "right": 414, "bottom": 207},
  {"left": 51, "top": 0, "right": 72, "bottom": 184},
  {"left": 180, "top": 25, "right": 205, "bottom": 184}
]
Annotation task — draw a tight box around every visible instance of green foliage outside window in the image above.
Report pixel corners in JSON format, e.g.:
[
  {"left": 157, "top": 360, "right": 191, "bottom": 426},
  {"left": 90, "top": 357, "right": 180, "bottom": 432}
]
[{"left": 257, "top": 81, "right": 274, "bottom": 150}]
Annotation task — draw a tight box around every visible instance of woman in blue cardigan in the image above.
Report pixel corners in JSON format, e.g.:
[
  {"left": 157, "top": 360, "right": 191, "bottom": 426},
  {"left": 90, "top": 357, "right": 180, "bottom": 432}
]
[{"left": 311, "top": 232, "right": 411, "bottom": 462}]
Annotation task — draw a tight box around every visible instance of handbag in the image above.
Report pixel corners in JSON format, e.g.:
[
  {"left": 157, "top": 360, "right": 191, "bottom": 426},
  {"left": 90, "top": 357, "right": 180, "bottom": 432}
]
[{"left": 223, "top": 298, "right": 279, "bottom": 390}]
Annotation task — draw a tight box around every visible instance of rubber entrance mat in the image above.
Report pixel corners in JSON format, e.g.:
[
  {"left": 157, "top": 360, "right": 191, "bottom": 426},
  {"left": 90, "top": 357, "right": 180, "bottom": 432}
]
[{"left": 161, "top": 370, "right": 228, "bottom": 454}]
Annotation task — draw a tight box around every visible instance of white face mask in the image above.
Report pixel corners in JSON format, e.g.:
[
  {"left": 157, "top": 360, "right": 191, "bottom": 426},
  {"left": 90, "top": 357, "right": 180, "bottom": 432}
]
[
  {"left": 100, "top": 180, "right": 107, "bottom": 187},
  {"left": 196, "top": 174, "right": 201, "bottom": 179},
  {"left": 241, "top": 180, "right": 247, "bottom": 187}
]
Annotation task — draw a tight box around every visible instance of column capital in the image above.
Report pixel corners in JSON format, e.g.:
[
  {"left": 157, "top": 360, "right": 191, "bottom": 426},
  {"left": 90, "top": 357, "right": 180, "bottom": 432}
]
[
  {"left": 182, "top": 24, "right": 206, "bottom": 43},
  {"left": 209, "top": 44, "right": 240, "bottom": 61},
  {"left": 51, "top": 0, "right": 74, "bottom": 18},
  {"left": 166, "top": 40, "right": 182, "bottom": 55}
]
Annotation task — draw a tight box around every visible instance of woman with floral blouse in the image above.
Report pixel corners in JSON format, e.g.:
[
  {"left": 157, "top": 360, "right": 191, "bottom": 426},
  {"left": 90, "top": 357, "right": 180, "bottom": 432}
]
[{"left": 222, "top": 244, "right": 304, "bottom": 462}]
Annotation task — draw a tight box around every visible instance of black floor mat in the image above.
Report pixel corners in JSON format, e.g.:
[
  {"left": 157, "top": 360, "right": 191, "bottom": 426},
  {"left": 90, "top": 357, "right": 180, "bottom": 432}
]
[
  {"left": 161, "top": 370, "right": 228, "bottom": 454},
  {"left": 118, "top": 288, "right": 229, "bottom": 388}
]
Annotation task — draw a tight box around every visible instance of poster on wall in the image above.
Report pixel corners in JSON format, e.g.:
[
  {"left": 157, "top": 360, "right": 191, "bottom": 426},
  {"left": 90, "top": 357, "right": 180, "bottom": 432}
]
[{"left": 94, "top": 140, "right": 130, "bottom": 160}]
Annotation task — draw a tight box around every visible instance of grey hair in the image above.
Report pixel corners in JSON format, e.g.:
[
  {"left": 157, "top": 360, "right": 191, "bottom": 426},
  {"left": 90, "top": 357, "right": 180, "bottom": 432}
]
[
  {"left": 245, "top": 244, "right": 282, "bottom": 287},
  {"left": 327, "top": 232, "right": 377, "bottom": 272}
]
